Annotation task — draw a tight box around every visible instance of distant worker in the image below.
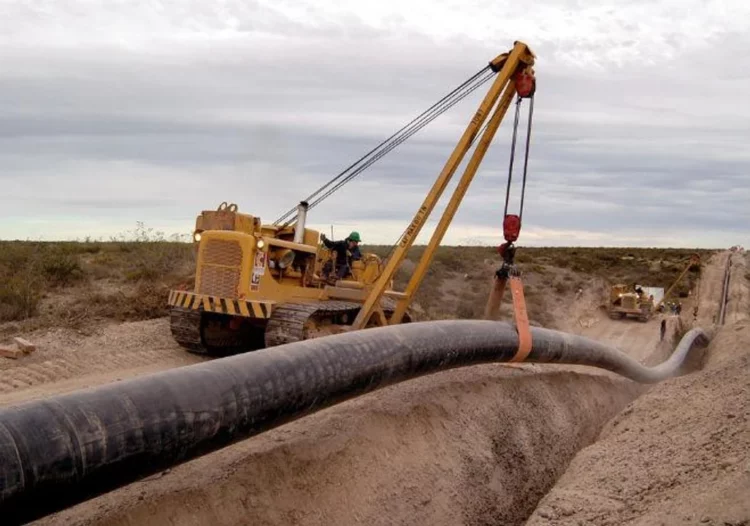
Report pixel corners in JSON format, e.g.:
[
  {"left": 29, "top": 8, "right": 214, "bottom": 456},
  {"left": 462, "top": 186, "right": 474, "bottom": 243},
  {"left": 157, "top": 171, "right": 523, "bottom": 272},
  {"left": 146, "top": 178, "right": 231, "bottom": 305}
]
[
  {"left": 660, "top": 319, "right": 666, "bottom": 341},
  {"left": 321, "top": 231, "right": 362, "bottom": 279}
]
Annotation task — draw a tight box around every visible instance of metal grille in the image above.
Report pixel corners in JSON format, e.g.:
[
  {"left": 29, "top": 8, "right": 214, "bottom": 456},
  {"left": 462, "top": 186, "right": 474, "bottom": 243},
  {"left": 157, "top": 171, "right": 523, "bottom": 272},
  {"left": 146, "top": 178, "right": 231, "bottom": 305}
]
[
  {"left": 198, "top": 239, "right": 243, "bottom": 297},
  {"left": 622, "top": 296, "right": 637, "bottom": 310},
  {"left": 201, "top": 238, "right": 243, "bottom": 266}
]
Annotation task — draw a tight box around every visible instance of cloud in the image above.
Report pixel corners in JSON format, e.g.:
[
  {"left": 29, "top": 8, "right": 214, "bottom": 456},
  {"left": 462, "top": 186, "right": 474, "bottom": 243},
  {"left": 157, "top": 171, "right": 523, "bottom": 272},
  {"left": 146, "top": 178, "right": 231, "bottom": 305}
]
[{"left": 0, "top": 0, "right": 748, "bottom": 249}]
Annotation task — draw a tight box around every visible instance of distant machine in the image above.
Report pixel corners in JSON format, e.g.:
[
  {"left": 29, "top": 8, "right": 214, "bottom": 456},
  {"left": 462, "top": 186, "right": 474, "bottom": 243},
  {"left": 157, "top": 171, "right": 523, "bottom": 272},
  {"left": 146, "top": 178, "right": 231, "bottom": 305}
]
[{"left": 607, "top": 254, "right": 700, "bottom": 322}]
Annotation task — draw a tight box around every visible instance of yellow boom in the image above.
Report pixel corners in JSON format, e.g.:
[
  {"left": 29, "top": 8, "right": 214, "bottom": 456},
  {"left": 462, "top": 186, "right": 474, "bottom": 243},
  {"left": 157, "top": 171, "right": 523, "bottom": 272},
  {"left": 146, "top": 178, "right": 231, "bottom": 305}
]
[
  {"left": 656, "top": 253, "right": 701, "bottom": 309},
  {"left": 351, "top": 41, "right": 536, "bottom": 329}
]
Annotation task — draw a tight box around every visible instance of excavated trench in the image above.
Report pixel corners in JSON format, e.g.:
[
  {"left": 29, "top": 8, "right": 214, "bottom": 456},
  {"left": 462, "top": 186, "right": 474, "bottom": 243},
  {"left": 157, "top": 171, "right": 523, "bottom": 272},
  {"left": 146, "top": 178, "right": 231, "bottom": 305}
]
[
  {"left": 22, "top": 253, "right": 732, "bottom": 526},
  {"left": 28, "top": 336, "right": 703, "bottom": 526},
  {"left": 37, "top": 366, "right": 644, "bottom": 526}
]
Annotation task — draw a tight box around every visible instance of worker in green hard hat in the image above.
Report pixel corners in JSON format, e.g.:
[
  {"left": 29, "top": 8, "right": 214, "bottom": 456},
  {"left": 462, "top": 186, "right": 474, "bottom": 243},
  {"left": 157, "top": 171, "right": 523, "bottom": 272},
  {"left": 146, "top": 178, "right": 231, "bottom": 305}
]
[{"left": 320, "top": 231, "right": 362, "bottom": 279}]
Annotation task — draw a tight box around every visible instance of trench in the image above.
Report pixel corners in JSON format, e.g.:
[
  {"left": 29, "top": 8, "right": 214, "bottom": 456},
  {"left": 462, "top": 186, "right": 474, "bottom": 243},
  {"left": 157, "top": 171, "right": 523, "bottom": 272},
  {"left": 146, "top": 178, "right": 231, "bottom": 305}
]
[
  {"left": 30, "top": 333, "right": 704, "bottom": 526},
  {"left": 39, "top": 367, "right": 645, "bottom": 526},
  {"left": 18, "top": 254, "right": 733, "bottom": 526}
]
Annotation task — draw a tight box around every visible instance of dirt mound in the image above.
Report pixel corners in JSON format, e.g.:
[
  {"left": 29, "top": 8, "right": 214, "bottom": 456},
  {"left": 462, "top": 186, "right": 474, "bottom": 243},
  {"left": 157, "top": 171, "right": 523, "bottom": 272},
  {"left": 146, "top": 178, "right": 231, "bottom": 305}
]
[
  {"left": 526, "top": 321, "right": 750, "bottom": 526},
  {"left": 724, "top": 252, "right": 749, "bottom": 326},
  {"left": 694, "top": 251, "right": 731, "bottom": 327},
  {"left": 36, "top": 366, "right": 642, "bottom": 526},
  {"left": 525, "top": 252, "right": 750, "bottom": 526}
]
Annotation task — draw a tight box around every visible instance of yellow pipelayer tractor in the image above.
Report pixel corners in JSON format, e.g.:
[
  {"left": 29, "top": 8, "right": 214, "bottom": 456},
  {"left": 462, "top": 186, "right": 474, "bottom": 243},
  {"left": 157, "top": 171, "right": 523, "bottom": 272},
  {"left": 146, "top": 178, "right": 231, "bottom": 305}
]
[
  {"left": 607, "top": 284, "right": 655, "bottom": 322},
  {"left": 607, "top": 253, "right": 701, "bottom": 322},
  {"left": 167, "top": 41, "right": 537, "bottom": 355}
]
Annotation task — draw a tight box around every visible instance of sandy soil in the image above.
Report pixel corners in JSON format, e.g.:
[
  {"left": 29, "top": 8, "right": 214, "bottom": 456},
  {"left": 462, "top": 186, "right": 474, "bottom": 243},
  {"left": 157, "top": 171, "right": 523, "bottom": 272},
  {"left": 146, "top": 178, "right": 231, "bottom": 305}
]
[
  {"left": 525, "top": 250, "right": 749, "bottom": 526},
  {"left": 0, "top": 319, "right": 206, "bottom": 407},
  {"left": 0, "top": 250, "right": 736, "bottom": 525},
  {"left": 37, "top": 366, "right": 642, "bottom": 526}
]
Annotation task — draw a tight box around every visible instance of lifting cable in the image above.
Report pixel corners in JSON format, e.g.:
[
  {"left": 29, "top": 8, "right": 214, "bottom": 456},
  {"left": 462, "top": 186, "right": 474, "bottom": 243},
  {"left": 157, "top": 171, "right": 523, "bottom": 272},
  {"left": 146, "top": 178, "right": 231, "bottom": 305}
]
[
  {"left": 274, "top": 66, "right": 497, "bottom": 227},
  {"left": 380, "top": 90, "right": 534, "bottom": 271},
  {"left": 490, "top": 88, "right": 535, "bottom": 362},
  {"left": 302, "top": 79, "right": 493, "bottom": 212},
  {"left": 375, "top": 108, "right": 498, "bottom": 273},
  {"left": 504, "top": 94, "right": 534, "bottom": 222}
]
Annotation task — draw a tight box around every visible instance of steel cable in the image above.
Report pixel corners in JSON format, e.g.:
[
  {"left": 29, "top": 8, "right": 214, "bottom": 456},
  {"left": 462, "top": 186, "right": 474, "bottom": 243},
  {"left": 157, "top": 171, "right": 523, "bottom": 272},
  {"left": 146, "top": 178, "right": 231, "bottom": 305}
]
[{"left": 274, "top": 67, "right": 495, "bottom": 226}]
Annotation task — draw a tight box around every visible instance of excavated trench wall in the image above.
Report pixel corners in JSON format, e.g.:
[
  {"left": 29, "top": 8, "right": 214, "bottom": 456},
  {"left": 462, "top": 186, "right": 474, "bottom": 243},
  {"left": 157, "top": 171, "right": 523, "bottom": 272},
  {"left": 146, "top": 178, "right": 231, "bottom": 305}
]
[
  {"left": 524, "top": 252, "right": 749, "bottom": 525},
  {"left": 40, "top": 366, "right": 643, "bottom": 526},
  {"left": 21, "top": 253, "right": 732, "bottom": 526}
]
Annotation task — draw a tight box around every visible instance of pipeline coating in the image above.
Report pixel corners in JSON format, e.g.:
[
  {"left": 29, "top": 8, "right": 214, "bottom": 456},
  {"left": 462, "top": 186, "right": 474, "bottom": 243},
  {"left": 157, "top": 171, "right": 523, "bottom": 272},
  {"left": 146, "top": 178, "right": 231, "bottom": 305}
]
[{"left": 0, "top": 320, "right": 708, "bottom": 524}]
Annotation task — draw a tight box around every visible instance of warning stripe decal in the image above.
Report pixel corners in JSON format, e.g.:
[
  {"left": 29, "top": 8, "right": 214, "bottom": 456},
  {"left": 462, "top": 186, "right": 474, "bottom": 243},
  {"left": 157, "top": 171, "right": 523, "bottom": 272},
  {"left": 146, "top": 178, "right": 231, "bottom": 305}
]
[{"left": 167, "top": 291, "right": 273, "bottom": 319}]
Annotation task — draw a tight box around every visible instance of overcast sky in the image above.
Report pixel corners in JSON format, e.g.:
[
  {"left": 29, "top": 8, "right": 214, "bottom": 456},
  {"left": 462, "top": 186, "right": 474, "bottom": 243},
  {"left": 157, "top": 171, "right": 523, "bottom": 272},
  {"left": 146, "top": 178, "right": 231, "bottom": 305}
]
[{"left": 1, "top": 1, "right": 748, "bottom": 248}]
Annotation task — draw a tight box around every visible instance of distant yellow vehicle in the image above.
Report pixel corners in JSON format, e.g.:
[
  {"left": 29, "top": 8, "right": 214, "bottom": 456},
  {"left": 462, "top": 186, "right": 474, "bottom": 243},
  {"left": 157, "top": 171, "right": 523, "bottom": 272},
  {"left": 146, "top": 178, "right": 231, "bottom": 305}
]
[
  {"left": 166, "top": 41, "right": 538, "bottom": 355},
  {"left": 607, "top": 254, "right": 700, "bottom": 323},
  {"left": 607, "top": 284, "right": 655, "bottom": 322}
]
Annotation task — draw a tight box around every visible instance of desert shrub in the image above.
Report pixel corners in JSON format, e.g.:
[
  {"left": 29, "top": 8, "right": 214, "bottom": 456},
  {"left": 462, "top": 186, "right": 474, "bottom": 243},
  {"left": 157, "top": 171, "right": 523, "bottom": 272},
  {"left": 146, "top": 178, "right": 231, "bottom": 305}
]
[
  {"left": 433, "top": 247, "right": 468, "bottom": 273},
  {"left": 451, "top": 284, "right": 486, "bottom": 319},
  {"left": 470, "top": 280, "right": 485, "bottom": 294},
  {"left": 42, "top": 251, "right": 85, "bottom": 286},
  {"left": 128, "top": 281, "right": 174, "bottom": 319},
  {"left": 53, "top": 240, "right": 103, "bottom": 256},
  {"left": 123, "top": 242, "right": 193, "bottom": 282},
  {"left": 595, "top": 252, "right": 619, "bottom": 265},
  {"left": 514, "top": 250, "right": 532, "bottom": 264},
  {"left": 0, "top": 243, "right": 45, "bottom": 321},
  {"left": 411, "top": 270, "right": 444, "bottom": 316},
  {"left": 0, "top": 242, "right": 86, "bottom": 321},
  {"left": 0, "top": 224, "right": 194, "bottom": 323},
  {"left": 67, "top": 281, "right": 180, "bottom": 324},
  {"left": 392, "top": 265, "right": 412, "bottom": 290},
  {"left": 526, "top": 263, "right": 546, "bottom": 275},
  {"left": 108, "top": 223, "right": 194, "bottom": 283},
  {"left": 0, "top": 273, "right": 43, "bottom": 321}
]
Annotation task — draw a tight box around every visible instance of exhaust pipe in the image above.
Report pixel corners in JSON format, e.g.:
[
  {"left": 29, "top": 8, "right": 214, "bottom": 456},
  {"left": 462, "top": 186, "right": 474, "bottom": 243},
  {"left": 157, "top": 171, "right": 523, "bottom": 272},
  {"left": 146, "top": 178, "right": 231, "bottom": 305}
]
[{"left": 293, "top": 201, "right": 309, "bottom": 244}]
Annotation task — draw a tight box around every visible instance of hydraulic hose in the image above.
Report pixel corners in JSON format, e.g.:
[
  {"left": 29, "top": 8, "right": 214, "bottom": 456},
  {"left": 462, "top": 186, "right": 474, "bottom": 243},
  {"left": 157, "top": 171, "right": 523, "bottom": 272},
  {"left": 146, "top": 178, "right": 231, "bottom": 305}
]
[{"left": 0, "top": 320, "right": 708, "bottom": 524}]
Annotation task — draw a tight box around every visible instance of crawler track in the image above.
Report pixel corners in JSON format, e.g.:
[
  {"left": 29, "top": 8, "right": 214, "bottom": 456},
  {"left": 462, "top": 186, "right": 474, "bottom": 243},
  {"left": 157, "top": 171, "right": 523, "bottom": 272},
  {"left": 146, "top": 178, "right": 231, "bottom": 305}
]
[
  {"left": 265, "top": 301, "right": 362, "bottom": 347},
  {"left": 169, "top": 308, "right": 205, "bottom": 353},
  {"left": 171, "top": 298, "right": 411, "bottom": 354}
]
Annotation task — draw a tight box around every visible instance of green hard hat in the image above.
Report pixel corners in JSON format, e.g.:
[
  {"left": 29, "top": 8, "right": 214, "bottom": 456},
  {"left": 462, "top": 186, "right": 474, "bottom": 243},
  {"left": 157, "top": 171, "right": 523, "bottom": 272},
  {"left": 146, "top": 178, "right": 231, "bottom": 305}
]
[{"left": 348, "top": 231, "right": 361, "bottom": 242}]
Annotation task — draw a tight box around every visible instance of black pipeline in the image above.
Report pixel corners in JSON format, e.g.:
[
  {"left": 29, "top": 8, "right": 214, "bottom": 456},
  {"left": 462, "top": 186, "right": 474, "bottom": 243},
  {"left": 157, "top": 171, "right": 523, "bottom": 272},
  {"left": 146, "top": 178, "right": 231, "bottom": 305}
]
[{"left": 0, "top": 320, "right": 708, "bottom": 524}]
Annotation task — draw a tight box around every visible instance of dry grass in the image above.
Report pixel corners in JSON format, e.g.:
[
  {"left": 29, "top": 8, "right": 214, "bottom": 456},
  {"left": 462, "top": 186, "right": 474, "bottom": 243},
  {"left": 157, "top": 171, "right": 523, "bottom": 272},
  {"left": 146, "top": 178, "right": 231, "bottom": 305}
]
[
  {"left": 515, "top": 247, "right": 708, "bottom": 293},
  {"left": 0, "top": 229, "right": 714, "bottom": 333},
  {"left": 0, "top": 224, "right": 195, "bottom": 327},
  {"left": 367, "top": 245, "right": 711, "bottom": 325}
]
